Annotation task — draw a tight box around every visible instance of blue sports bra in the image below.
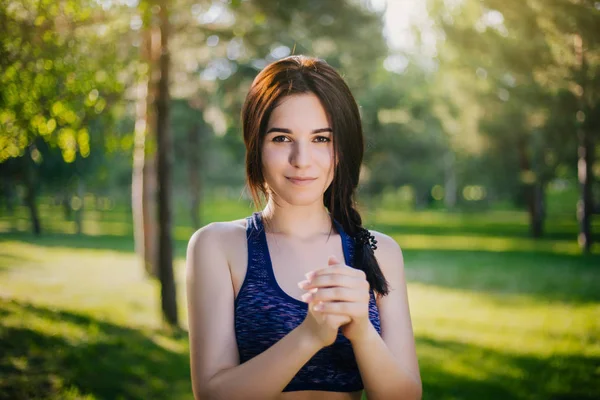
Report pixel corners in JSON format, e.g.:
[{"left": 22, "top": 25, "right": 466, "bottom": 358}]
[{"left": 234, "top": 212, "right": 381, "bottom": 392}]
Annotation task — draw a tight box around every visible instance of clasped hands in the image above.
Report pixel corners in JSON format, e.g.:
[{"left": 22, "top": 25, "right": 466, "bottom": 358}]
[{"left": 297, "top": 255, "right": 374, "bottom": 343}]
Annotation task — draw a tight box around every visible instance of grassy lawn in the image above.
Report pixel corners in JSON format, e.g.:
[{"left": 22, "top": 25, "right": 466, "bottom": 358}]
[{"left": 1, "top": 199, "right": 599, "bottom": 399}]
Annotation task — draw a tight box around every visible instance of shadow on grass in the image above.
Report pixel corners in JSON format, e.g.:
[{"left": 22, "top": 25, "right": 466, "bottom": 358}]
[
  {"left": 0, "top": 299, "right": 191, "bottom": 400},
  {"left": 417, "top": 335, "right": 600, "bottom": 400},
  {"left": 403, "top": 249, "right": 600, "bottom": 304},
  {"left": 2, "top": 297, "right": 597, "bottom": 400}
]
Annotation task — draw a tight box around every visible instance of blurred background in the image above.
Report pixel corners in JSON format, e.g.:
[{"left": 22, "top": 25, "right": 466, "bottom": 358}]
[{"left": 1, "top": 0, "right": 599, "bottom": 399}]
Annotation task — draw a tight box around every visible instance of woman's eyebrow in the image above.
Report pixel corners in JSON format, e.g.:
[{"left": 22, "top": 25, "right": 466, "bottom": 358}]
[{"left": 266, "top": 127, "right": 332, "bottom": 134}]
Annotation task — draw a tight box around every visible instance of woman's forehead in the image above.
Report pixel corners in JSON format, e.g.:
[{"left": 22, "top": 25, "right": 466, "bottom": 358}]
[{"left": 268, "top": 93, "right": 330, "bottom": 130}]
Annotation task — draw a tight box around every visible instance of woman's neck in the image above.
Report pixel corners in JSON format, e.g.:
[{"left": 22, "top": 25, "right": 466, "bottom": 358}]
[{"left": 261, "top": 197, "right": 332, "bottom": 239}]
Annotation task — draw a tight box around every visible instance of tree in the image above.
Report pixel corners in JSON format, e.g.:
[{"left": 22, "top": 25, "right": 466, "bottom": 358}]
[
  {"left": 155, "top": 0, "right": 178, "bottom": 326},
  {"left": 427, "top": 0, "right": 599, "bottom": 243},
  {"left": 132, "top": 6, "right": 158, "bottom": 278},
  {"left": 359, "top": 64, "right": 449, "bottom": 206},
  {"left": 0, "top": 0, "right": 127, "bottom": 234},
  {"left": 131, "top": 0, "right": 178, "bottom": 325},
  {"left": 171, "top": 98, "right": 211, "bottom": 230}
]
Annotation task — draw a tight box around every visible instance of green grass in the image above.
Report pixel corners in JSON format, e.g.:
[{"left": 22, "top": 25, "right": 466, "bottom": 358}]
[{"left": 1, "top": 199, "right": 599, "bottom": 399}]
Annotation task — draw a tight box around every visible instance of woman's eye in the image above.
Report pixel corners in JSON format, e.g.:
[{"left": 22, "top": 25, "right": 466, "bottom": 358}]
[
  {"left": 271, "top": 135, "right": 331, "bottom": 143},
  {"left": 272, "top": 135, "right": 290, "bottom": 143}
]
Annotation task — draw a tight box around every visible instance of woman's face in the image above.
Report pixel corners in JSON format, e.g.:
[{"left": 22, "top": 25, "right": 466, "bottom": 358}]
[{"left": 262, "top": 93, "right": 335, "bottom": 207}]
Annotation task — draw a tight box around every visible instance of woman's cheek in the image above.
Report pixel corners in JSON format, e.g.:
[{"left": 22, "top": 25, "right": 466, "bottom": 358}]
[
  {"left": 317, "top": 146, "right": 334, "bottom": 170},
  {"left": 262, "top": 146, "right": 281, "bottom": 166}
]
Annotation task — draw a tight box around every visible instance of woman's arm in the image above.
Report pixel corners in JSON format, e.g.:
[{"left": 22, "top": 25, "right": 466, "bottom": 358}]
[
  {"left": 353, "top": 232, "right": 422, "bottom": 400},
  {"left": 204, "top": 326, "right": 321, "bottom": 400},
  {"left": 186, "top": 222, "right": 323, "bottom": 400}
]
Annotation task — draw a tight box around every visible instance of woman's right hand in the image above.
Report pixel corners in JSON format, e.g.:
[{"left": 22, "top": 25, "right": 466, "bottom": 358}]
[
  {"left": 300, "top": 302, "right": 351, "bottom": 348},
  {"left": 298, "top": 256, "right": 351, "bottom": 348}
]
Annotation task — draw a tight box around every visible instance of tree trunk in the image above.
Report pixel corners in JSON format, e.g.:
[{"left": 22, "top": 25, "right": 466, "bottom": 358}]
[
  {"left": 132, "top": 26, "right": 158, "bottom": 278},
  {"left": 62, "top": 190, "right": 72, "bottom": 220},
  {"left": 155, "top": 1, "right": 178, "bottom": 326},
  {"left": 143, "top": 149, "right": 158, "bottom": 274},
  {"left": 74, "top": 178, "right": 84, "bottom": 235},
  {"left": 24, "top": 151, "right": 41, "bottom": 235},
  {"left": 1, "top": 177, "right": 17, "bottom": 231},
  {"left": 531, "top": 130, "right": 546, "bottom": 238},
  {"left": 1, "top": 175, "right": 16, "bottom": 213},
  {"left": 517, "top": 137, "right": 542, "bottom": 238},
  {"left": 444, "top": 151, "right": 457, "bottom": 209},
  {"left": 532, "top": 180, "right": 545, "bottom": 238},
  {"left": 188, "top": 122, "right": 201, "bottom": 230},
  {"left": 576, "top": 127, "right": 593, "bottom": 252},
  {"left": 414, "top": 188, "right": 430, "bottom": 210},
  {"left": 575, "top": 34, "right": 593, "bottom": 253}
]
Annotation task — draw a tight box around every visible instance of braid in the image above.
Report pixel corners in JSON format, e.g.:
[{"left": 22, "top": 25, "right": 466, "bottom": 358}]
[{"left": 325, "top": 186, "right": 390, "bottom": 297}]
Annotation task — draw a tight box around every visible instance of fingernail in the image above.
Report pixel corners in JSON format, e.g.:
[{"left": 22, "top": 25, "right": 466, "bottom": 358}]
[
  {"left": 301, "top": 293, "right": 312, "bottom": 302},
  {"left": 305, "top": 271, "right": 316, "bottom": 280},
  {"left": 314, "top": 303, "right": 324, "bottom": 311},
  {"left": 298, "top": 280, "right": 310, "bottom": 289}
]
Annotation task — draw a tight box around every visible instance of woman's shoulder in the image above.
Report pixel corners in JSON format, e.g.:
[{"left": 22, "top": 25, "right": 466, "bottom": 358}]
[
  {"left": 194, "top": 218, "right": 247, "bottom": 235},
  {"left": 186, "top": 218, "right": 248, "bottom": 259},
  {"left": 366, "top": 229, "right": 405, "bottom": 302},
  {"left": 367, "top": 229, "right": 401, "bottom": 251},
  {"left": 367, "top": 229, "right": 404, "bottom": 271}
]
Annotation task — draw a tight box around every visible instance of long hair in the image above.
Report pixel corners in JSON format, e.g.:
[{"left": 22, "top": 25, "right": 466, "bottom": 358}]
[{"left": 241, "top": 55, "right": 389, "bottom": 296}]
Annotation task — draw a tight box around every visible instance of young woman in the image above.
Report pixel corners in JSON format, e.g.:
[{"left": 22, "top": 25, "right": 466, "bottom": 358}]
[{"left": 186, "top": 55, "right": 421, "bottom": 400}]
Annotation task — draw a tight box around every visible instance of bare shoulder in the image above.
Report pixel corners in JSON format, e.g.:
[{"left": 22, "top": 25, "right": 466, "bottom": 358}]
[
  {"left": 188, "top": 218, "right": 246, "bottom": 242},
  {"left": 187, "top": 219, "right": 247, "bottom": 260},
  {"left": 368, "top": 230, "right": 405, "bottom": 293},
  {"left": 369, "top": 230, "right": 404, "bottom": 265}
]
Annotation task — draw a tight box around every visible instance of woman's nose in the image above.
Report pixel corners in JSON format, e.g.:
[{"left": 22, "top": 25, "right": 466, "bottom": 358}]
[{"left": 289, "top": 141, "right": 310, "bottom": 168}]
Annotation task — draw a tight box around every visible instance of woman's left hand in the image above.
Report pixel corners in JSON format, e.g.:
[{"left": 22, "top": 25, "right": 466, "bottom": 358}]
[{"left": 298, "top": 255, "right": 374, "bottom": 343}]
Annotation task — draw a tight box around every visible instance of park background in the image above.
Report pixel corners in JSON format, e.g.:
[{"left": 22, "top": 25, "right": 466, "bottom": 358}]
[{"left": 1, "top": 0, "right": 599, "bottom": 399}]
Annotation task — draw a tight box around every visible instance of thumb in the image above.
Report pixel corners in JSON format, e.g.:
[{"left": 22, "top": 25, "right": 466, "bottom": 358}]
[{"left": 328, "top": 255, "right": 340, "bottom": 267}]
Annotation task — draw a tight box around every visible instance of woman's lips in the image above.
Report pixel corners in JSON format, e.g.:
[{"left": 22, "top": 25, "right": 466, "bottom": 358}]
[{"left": 286, "top": 177, "right": 317, "bottom": 185}]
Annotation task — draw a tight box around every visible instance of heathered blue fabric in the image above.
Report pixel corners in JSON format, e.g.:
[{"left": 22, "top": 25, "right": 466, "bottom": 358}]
[{"left": 234, "top": 212, "right": 381, "bottom": 392}]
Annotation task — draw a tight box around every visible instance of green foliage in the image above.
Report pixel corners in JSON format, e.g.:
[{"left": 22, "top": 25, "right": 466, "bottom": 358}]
[
  {"left": 0, "top": 0, "right": 129, "bottom": 164},
  {"left": 427, "top": 0, "right": 600, "bottom": 202},
  {"left": 0, "top": 0, "right": 393, "bottom": 204},
  {"left": 360, "top": 64, "right": 448, "bottom": 200}
]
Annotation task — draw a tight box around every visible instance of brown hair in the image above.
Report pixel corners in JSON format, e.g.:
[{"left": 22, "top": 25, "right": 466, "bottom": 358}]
[{"left": 241, "top": 55, "right": 389, "bottom": 296}]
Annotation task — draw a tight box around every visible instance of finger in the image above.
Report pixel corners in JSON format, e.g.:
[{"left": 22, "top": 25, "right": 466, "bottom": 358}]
[
  {"left": 313, "top": 301, "right": 366, "bottom": 317},
  {"left": 301, "top": 287, "right": 354, "bottom": 303},
  {"left": 299, "top": 274, "right": 368, "bottom": 290},
  {"left": 301, "top": 287, "right": 367, "bottom": 304},
  {"left": 304, "top": 266, "right": 355, "bottom": 282},
  {"left": 304, "top": 257, "right": 343, "bottom": 281},
  {"left": 299, "top": 273, "right": 349, "bottom": 290},
  {"left": 310, "top": 265, "right": 366, "bottom": 280},
  {"left": 328, "top": 255, "right": 340, "bottom": 267}
]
